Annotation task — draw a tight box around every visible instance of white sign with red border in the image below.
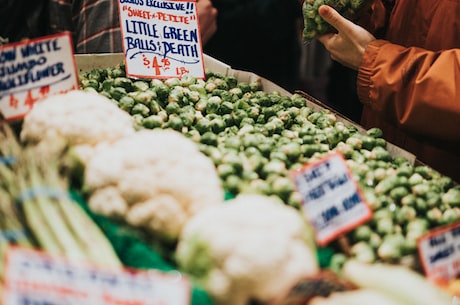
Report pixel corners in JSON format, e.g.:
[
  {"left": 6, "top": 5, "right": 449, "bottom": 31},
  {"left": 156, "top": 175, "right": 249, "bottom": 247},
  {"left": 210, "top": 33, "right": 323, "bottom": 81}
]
[
  {"left": 0, "top": 32, "right": 78, "bottom": 121},
  {"left": 3, "top": 247, "right": 190, "bottom": 305},
  {"left": 118, "top": 0, "right": 205, "bottom": 79},
  {"left": 292, "top": 151, "right": 373, "bottom": 246},
  {"left": 418, "top": 222, "right": 460, "bottom": 284}
]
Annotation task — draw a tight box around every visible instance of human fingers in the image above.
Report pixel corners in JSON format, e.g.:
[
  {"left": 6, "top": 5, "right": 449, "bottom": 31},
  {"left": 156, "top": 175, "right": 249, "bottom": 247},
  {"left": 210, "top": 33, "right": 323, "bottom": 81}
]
[
  {"left": 316, "top": 33, "right": 351, "bottom": 68},
  {"left": 318, "top": 5, "right": 355, "bottom": 35},
  {"left": 197, "top": 0, "right": 218, "bottom": 45},
  {"left": 197, "top": 0, "right": 218, "bottom": 16},
  {"left": 316, "top": 32, "right": 335, "bottom": 46},
  {"left": 316, "top": 5, "right": 376, "bottom": 70}
]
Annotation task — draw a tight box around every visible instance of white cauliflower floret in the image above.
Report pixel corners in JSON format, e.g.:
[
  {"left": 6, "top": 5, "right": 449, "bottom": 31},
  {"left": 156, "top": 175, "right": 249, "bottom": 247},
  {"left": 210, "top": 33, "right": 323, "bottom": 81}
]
[
  {"left": 175, "top": 194, "right": 319, "bottom": 305},
  {"left": 20, "top": 90, "right": 136, "bottom": 161},
  {"left": 125, "top": 194, "right": 187, "bottom": 238},
  {"left": 87, "top": 186, "right": 128, "bottom": 218},
  {"left": 84, "top": 129, "right": 224, "bottom": 240}
]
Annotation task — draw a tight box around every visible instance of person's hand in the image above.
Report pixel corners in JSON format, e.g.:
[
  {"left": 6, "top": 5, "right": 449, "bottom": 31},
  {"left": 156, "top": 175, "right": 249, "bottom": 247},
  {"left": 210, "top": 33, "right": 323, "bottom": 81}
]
[
  {"left": 197, "top": 0, "right": 218, "bottom": 46},
  {"left": 316, "top": 5, "right": 376, "bottom": 70}
]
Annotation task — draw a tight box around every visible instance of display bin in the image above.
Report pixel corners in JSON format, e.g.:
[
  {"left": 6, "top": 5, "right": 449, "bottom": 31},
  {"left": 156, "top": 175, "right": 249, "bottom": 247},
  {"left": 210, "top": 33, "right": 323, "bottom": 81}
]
[
  {"left": 74, "top": 52, "right": 425, "bottom": 269},
  {"left": 73, "top": 53, "right": 460, "bottom": 304}
]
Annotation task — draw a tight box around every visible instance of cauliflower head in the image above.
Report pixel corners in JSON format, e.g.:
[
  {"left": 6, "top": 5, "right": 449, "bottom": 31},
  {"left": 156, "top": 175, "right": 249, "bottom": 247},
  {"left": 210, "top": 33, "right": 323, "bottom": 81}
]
[
  {"left": 84, "top": 129, "right": 224, "bottom": 241},
  {"left": 20, "top": 90, "right": 136, "bottom": 160},
  {"left": 175, "top": 194, "right": 319, "bottom": 305}
]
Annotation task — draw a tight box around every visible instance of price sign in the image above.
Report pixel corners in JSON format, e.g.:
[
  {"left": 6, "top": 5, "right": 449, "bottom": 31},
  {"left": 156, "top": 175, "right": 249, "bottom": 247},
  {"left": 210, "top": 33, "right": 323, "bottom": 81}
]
[
  {"left": 3, "top": 247, "right": 190, "bottom": 305},
  {"left": 118, "top": 0, "right": 205, "bottom": 79},
  {"left": 418, "top": 222, "right": 460, "bottom": 284},
  {"left": 0, "top": 32, "right": 79, "bottom": 121},
  {"left": 292, "top": 151, "right": 373, "bottom": 246}
]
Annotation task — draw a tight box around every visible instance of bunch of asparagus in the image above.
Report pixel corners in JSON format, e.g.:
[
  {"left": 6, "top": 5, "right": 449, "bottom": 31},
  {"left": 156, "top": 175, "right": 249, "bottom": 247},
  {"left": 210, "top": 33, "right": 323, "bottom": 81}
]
[{"left": 0, "top": 121, "right": 122, "bottom": 287}]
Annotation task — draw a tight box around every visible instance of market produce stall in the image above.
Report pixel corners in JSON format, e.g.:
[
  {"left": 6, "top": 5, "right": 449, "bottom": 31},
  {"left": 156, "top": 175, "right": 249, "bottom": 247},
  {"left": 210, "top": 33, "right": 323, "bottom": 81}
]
[{"left": 0, "top": 52, "right": 459, "bottom": 305}]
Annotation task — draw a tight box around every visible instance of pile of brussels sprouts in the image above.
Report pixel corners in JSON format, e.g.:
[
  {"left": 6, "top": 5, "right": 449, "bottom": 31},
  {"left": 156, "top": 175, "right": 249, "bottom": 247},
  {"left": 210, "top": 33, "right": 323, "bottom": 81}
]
[{"left": 79, "top": 64, "right": 460, "bottom": 271}]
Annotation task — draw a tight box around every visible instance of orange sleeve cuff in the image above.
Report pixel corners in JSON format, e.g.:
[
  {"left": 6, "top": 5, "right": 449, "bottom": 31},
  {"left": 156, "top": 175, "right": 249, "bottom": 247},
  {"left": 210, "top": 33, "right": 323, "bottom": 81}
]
[{"left": 357, "top": 39, "right": 389, "bottom": 111}]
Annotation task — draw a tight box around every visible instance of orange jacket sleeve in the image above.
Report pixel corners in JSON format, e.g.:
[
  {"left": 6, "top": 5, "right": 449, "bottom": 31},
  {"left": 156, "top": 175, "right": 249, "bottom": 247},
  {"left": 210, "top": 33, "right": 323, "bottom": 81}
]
[{"left": 357, "top": 40, "right": 460, "bottom": 142}]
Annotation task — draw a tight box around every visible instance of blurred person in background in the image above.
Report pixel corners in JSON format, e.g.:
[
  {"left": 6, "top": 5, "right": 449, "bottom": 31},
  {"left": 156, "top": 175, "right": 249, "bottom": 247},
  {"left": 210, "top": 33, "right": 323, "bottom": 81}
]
[
  {"left": 324, "top": 60, "right": 362, "bottom": 123},
  {"left": 298, "top": 40, "right": 363, "bottom": 124},
  {"left": 48, "top": 0, "right": 218, "bottom": 53},
  {"left": 204, "top": 0, "right": 304, "bottom": 92},
  {"left": 197, "top": 0, "right": 218, "bottom": 46},
  {"left": 1, "top": 0, "right": 302, "bottom": 93},
  {"left": 0, "top": 0, "right": 50, "bottom": 44},
  {"left": 315, "top": 1, "right": 460, "bottom": 182},
  {"left": 0, "top": 0, "right": 217, "bottom": 53},
  {"left": 298, "top": 40, "right": 331, "bottom": 104},
  {"left": 52, "top": 0, "right": 123, "bottom": 53}
]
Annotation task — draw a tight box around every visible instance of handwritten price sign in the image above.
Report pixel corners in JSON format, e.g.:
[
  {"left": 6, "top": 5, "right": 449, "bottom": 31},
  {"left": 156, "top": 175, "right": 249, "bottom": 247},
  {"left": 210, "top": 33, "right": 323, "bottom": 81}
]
[
  {"left": 0, "top": 32, "right": 78, "bottom": 121},
  {"left": 3, "top": 247, "right": 190, "bottom": 305},
  {"left": 418, "top": 222, "right": 460, "bottom": 283},
  {"left": 118, "top": 0, "right": 205, "bottom": 79},
  {"left": 292, "top": 152, "right": 373, "bottom": 246}
]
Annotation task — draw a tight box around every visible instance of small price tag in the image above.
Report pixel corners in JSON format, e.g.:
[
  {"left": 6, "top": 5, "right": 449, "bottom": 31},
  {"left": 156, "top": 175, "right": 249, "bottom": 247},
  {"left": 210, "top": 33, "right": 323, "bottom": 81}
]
[
  {"left": 3, "top": 247, "right": 190, "bottom": 305},
  {"left": 417, "top": 222, "right": 460, "bottom": 283},
  {"left": 118, "top": 0, "right": 205, "bottom": 79},
  {"left": 292, "top": 151, "right": 373, "bottom": 246},
  {"left": 0, "top": 32, "right": 79, "bottom": 121}
]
